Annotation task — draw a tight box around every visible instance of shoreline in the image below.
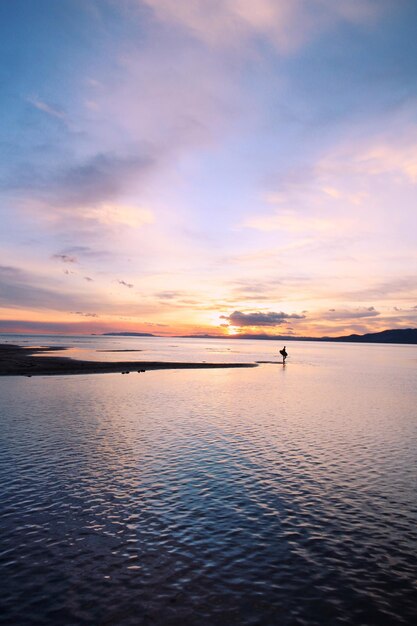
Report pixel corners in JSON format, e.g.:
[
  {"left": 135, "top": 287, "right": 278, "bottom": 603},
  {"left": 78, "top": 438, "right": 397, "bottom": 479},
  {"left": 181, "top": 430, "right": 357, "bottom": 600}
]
[{"left": 0, "top": 344, "right": 258, "bottom": 377}]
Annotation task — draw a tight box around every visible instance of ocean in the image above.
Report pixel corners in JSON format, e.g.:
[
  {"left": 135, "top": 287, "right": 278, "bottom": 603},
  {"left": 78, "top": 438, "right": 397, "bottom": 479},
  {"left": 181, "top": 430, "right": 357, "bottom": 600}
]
[{"left": 1, "top": 335, "right": 416, "bottom": 625}]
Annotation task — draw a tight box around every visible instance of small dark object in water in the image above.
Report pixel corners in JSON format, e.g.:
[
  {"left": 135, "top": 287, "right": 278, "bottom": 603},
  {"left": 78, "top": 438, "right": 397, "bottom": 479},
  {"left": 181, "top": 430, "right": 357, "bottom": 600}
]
[{"left": 279, "top": 346, "right": 288, "bottom": 363}]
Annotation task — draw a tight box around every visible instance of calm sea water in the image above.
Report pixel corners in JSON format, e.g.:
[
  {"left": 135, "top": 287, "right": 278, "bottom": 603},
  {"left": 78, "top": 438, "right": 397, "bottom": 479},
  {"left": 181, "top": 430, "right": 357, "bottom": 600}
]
[{"left": 1, "top": 336, "right": 416, "bottom": 625}]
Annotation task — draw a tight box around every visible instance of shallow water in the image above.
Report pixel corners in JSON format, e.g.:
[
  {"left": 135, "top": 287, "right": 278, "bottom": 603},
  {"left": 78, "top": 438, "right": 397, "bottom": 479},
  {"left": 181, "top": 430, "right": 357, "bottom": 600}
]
[{"left": 1, "top": 339, "right": 416, "bottom": 625}]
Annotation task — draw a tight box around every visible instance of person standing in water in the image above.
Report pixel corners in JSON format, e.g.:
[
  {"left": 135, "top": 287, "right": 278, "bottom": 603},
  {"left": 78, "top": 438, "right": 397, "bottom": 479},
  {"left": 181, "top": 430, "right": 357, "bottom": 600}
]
[{"left": 279, "top": 346, "right": 288, "bottom": 363}]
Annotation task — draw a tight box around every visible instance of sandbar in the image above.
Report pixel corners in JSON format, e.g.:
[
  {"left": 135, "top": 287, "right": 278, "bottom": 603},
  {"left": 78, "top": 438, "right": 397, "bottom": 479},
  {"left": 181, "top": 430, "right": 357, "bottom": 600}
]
[{"left": 0, "top": 344, "right": 258, "bottom": 377}]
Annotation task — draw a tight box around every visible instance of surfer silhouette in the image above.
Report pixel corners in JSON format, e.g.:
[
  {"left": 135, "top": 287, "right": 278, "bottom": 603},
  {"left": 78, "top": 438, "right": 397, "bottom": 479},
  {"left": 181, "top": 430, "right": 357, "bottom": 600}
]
[{"left": 279, "top": 346, "right": 288, "bottom": 363}]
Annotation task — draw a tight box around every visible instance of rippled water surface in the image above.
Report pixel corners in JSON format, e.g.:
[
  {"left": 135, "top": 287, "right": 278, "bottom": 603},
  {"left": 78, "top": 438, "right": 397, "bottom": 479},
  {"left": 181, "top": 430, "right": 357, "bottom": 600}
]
[{"left": 1, "top": 338, "right": 417, "bottom": 625}]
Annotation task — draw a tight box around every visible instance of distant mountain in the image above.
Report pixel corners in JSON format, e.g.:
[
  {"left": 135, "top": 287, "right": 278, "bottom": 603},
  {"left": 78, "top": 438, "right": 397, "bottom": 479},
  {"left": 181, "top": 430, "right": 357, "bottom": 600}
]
[
  {"left": 178, "top": 328, "right": 417, "bottom": 344},
  {"left": 99, "top": 328, "right": 417, "bottom": 343},
  {"left": 102, "top": 332, "right": 155, "bottom": 337},
  {"left": 330, "top": 328, "right": 417, "bottom": 344}
]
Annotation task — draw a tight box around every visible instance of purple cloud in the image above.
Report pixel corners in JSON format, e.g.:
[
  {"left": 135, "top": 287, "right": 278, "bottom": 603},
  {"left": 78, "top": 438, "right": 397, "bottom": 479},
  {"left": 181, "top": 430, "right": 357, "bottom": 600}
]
[
  {"left": 221, "top": 310, "right": 305, "bottom": 327},
  {"left": 155, "top": 290, "right": 184, "bottom": 299},
  {"left": 324, "top": 307, "right": 380, "bottom": 320},
  {"left": 52, "top": 254, "right": 77, "bottom": 264},
  {"left": 2, "top": 150, "right": 156, "bottom": 211},
  {"left": 117, "top": 280, "right": 134, "bottom": 289},
  {"left": 72, "top": 311, "right": 98, "bottom": 317}
]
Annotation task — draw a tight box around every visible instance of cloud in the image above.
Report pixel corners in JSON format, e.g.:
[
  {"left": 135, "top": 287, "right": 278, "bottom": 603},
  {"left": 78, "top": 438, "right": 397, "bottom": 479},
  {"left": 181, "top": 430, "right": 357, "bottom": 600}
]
[
  {"left": 0, "top": 265, "right": 169, "bottom": 318},
  {"left": 0, "top": 319, "right": 124, "bottom": 334},
  {"left": 155, "top": 290, "right": 185, "bottom": 299},
  {"left": 230, "top": 278, "right": 282, "bottom": 294},
  {"left": 53, "top": 151, "right": 155, "bottom": 208},
  {"left": 27, "top": 96, "right": 66, "bottom": 120},
  {"left": 3, "top": 150, "right": 156, "bottom": 211},
  {"left": 143, "top": 0, "right": 383, "bottom": 54},
  {"left": 226, "top": 278, "right": 286, "bottom": 302},
  {"left": 220, "top": 310, "right": 305, "bottom": 327},
  {"left": 72, "top": 311, "right": 98, "bottom": 317},
  {"left": 52, "top": 254, "right": 77, "bottom": 264},
  {"left": 62, "top": 246, "right": 110, "bottom": 259},
  {"left": 240, "top": 118, "right": 417, "bottom": 282},
  {"left": 83, "top": 204, "right": 154, "bottom": 228},
  {"left": 0, "top": 265, "right": 20, "bottom": 276},
  {"left": 84, "top": 276, "right": 94, "bottom": 282},
  {"left": 393, "top": 305, "right": 417, "bottom": 312},
  {"left": 117, "top": 280, "right": 134, "bottom": 289},
  {"left": 345, "top": 277, "right": 417, "bottom": 300},
  {"left": 0, "top": 265, "right": 80, "bottom": 310},
  {"left": 315, "top": 129, "right": 417, "bottom": 186},
  {"left": 0, "top": 318, "right": 170, "bottom": 335},
  {"left": 243, "top": 210, "right": 345, "bottom": 233},
  {"left": 322, "top": 306, "right": 380, "bottom": 320}
]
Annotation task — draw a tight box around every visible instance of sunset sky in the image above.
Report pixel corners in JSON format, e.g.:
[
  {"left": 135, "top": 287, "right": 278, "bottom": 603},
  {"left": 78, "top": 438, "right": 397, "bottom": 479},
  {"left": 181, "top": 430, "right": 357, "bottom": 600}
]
[{"left": 1, "top": 0, "right": 416, "bottom": 337}]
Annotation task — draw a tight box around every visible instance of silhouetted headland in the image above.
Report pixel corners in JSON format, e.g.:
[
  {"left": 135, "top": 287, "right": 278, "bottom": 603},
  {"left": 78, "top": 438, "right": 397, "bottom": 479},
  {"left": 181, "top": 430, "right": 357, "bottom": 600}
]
[{"left": 0, "top": 344, "right": 257, "bottom": 377}]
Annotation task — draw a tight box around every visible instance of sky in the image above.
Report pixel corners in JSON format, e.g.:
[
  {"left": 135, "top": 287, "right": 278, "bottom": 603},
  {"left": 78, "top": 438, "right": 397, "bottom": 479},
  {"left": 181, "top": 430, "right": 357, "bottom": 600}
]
[{"left": 1, "top": 0, "right": 417, "bottom": 337}]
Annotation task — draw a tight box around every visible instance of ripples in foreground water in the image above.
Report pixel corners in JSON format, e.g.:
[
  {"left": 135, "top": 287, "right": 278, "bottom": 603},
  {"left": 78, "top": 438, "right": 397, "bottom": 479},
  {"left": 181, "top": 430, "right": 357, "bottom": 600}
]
[{"left": 1, "top": 342, "right": 417, "bottom": 625}]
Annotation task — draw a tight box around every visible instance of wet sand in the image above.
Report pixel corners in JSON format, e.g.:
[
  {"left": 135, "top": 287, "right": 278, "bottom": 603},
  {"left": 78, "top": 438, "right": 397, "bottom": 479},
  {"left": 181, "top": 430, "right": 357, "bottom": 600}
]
[{"left": 0, "top": 344, "right": 258, "bottom": 377}]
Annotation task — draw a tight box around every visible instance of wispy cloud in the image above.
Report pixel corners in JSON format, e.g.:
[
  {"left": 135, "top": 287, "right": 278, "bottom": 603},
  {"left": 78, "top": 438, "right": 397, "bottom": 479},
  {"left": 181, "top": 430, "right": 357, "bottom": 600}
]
[
  {"left": 62, "top": 246, "right": 110, "bottom": 259},
  {"left": 143, "top": 0, "right": 384, "bottom": 53},
  {"left": 3, "top": 150, "right": 156, "bottom": 211},
  {"left": 322, "top": 306, "right": 380, "bottom": 321},
  {"left": 243, "top": 210, "right": 349, "bottom": 233},
  {"left": 72, "top": 311, "right": 98, "bottom": 317},
  {"left": 344, "top": 277, "right": 417, "bottom": 300},
  {"left": 0, "top": 265, "right": 82, "bottom": 310},
  {"left": 84, "top": 204, "right": 154, "bottom": 228},
  {"left": 312, "top": 127, "right": 417, "bottom": 191},
  {"left": 27, "top": 96, "right": 66, "bottom": 120},
  {"left": 51, "top": 151, "right": 155, "bottom": 208},
  {"left": 155, "top": 290, "right": 185, "bottom": 299},
  {"left": 52, "top": 254, "right": 77, "bottom": 264},
  {"left": 117, "top": 280, "right": 134, "bottom": 289}
]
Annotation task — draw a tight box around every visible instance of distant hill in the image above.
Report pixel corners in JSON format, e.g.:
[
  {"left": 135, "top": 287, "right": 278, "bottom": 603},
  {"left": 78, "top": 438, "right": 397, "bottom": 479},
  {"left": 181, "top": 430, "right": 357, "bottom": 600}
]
[
  {"left": 99, "top": 328, "right": 417, "bottom": 343},
  {"left": 330, "top": 328, "right": 417, "bottom": 344},
  {"left": 178, "top": 328, "right": 417, "bottom": 344},
  {"left": 102, "top": 332, "right": 155, "bottom": 337}
]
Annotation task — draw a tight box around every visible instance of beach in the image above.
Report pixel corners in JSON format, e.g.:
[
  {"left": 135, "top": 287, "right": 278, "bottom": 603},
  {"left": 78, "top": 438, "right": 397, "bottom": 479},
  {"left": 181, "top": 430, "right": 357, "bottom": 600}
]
[{"left": 0, "top": 343, "right": 258, "bottom": 376}]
